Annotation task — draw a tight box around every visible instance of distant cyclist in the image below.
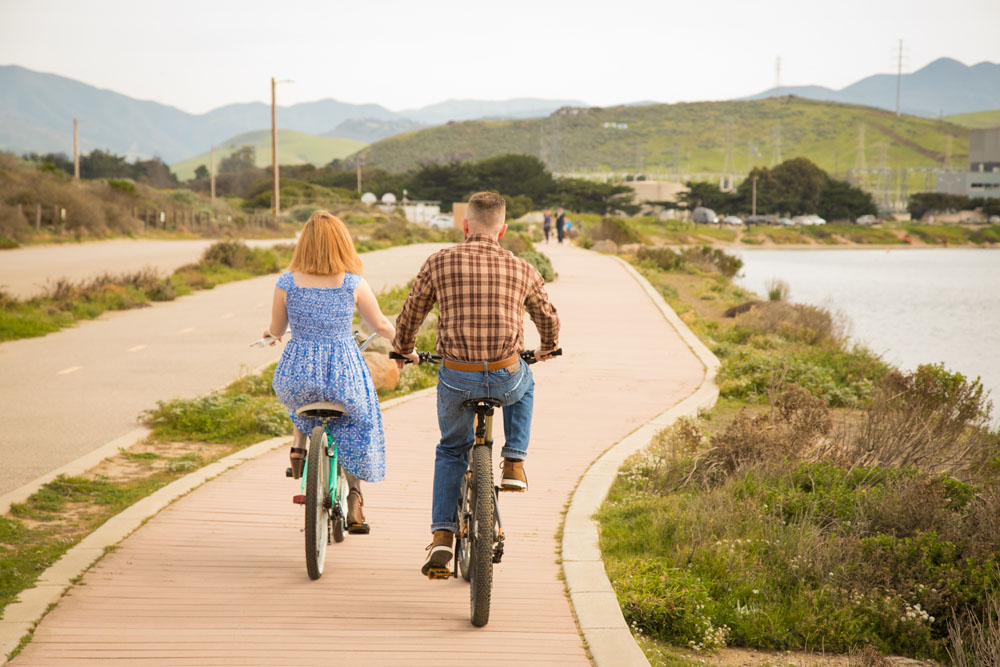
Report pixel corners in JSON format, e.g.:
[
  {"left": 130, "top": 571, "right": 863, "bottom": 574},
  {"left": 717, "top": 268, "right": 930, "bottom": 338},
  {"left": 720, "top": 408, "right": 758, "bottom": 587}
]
[
  {"left": 392, "top": 192, "right": 561, "bottom": 575},
  {"left": 266, "top": 210, "right": 396, "bottom": 534}
]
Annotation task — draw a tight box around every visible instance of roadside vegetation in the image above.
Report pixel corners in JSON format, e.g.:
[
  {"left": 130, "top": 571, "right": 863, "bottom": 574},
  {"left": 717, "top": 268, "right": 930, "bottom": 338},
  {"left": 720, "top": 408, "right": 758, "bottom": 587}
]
[
  {"left": 0, "top": 240, "right": 294, "bottom": 342},
  {"left": 594, "top": 239, "right": 1000, "bottom": 665}
]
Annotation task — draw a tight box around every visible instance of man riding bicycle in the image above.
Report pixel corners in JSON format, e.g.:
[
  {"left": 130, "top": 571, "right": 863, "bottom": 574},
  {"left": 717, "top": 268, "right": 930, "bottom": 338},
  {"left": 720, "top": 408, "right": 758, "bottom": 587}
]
[{"left": 392, "top": 191, "right": 560, "bottom": 576}]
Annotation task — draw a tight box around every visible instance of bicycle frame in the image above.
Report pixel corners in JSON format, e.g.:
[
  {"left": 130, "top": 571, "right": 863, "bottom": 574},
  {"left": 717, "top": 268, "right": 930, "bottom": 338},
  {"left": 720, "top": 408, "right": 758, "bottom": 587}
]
[{"left": 301, "top": 422, "right": 340, "bottom": 509}]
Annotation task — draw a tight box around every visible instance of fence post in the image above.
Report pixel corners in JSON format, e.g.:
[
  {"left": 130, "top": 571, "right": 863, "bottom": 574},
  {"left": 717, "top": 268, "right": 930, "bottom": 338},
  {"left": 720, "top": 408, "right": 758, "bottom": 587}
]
[
  {"left": 35, "top": 203, "right": 41, "bottom": 230},
  {"left": 52, "top": 205, "right": 58, "bottom": 228}
]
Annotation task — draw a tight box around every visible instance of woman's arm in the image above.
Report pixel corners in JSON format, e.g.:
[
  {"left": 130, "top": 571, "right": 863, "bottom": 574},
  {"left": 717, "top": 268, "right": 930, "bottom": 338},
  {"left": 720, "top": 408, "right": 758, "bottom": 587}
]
[
  {"left": 355, "top": 279, "right": 396, "bottom": 341},
  {"left": 266, "top": 286, "right": 289, "bottom": 343}
]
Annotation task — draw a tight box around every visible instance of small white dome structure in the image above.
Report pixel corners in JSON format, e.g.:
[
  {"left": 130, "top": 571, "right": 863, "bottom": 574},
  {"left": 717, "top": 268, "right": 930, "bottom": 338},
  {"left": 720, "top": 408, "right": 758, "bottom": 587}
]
[
  {"left": 360, "top": 192, "right": 377, "bottom": 205},
  {"left": 381, "top": 192, "right": 397, "bottom": 205}
]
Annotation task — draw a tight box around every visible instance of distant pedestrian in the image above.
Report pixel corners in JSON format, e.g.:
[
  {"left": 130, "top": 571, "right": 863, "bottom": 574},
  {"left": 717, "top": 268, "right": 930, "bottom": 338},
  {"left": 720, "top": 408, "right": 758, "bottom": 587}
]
[
  {"left": 555, "top": 208, "right": 566, "bottom": 243},
  {"left": 542, "top": 210, "right": 553, "bottom": 243}
]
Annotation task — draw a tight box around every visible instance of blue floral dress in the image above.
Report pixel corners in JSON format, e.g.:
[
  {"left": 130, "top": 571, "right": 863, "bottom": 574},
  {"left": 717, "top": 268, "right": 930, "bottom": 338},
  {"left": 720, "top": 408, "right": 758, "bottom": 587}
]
[{"left": 271, "top": 271, "right": 385, "bottom": 482}]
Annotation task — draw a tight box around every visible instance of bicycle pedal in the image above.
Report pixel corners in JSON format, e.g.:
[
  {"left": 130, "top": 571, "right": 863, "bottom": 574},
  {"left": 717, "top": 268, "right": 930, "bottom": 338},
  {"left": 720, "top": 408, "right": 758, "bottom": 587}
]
[
  {"left": 426, "top": 567, "right": 451, "bottom": 580},
  {"left": 498, "top": 486, "right": 526, "bottom": 493},
  {"left": 285, "top": 467, "right": 293, "bottom": 478},
  {"left": 292, "top": 494, "right": 306, "bottom": 504}
]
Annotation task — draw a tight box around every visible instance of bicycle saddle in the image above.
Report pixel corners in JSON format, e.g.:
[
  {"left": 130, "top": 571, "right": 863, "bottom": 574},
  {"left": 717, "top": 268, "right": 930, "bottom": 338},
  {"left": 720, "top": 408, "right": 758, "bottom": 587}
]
[
  {"left": 463, "top": 398, "right": 502, "bottom": 409},
  {"left": 295, "top": 402, "right": 347, "bottom": 418}
]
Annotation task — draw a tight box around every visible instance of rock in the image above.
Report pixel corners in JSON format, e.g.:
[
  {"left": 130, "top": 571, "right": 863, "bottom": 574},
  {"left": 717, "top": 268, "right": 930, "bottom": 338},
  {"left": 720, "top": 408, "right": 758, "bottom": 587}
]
[
  {"left": 592, "top": 239, "right": 618, "bottom": 254},
  {"left": 618, "top": 243, "right": 641, "bottom": 255},
  {"left": 364, "top": 351, "right": 399, "bottom": 391}
]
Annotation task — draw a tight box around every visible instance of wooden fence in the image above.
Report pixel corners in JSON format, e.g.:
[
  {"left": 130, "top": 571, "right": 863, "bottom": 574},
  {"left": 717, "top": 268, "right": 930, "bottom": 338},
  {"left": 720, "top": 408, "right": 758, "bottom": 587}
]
[{"left": 13, "top": 203, "right": 281, "bottom": 232}]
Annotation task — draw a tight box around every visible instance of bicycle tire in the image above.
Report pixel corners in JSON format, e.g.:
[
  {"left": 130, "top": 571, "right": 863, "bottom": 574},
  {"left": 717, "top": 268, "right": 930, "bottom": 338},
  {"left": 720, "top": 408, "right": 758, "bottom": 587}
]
[
  {"left": 304, "top": 426, "right": 330, "bottom": 580},
  {"left": 469, "top": 444, "right": 495, "bottom": 627},
  {"left": 332, "top": 463, "right": 348, "bottom": 543},
  {"left": 457, "top": 472, "right": 473, "bottom": 582}
]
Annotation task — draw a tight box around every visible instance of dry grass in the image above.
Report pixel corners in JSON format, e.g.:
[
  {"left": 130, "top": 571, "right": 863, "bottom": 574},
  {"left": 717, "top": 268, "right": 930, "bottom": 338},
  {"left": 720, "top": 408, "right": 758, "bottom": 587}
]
[{"left": 736, "top": 301, "right": 847, "bottom": 346}]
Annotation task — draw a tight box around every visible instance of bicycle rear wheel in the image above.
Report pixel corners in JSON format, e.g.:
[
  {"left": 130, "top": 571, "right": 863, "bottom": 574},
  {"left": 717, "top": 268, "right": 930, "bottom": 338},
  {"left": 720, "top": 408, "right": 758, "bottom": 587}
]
[
  {"left": 304, "top": 426, "right": 330, "bottom": 580},
  {"left": 332, "top": 462, "right": 348, "bottom": 543},
  {"left": 469, "top": 444, "right": 495, "bottom": 627}
]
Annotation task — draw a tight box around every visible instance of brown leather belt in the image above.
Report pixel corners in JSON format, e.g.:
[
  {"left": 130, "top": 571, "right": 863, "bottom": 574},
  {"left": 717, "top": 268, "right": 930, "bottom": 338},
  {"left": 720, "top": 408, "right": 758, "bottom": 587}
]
[{"left": 442, "top": 354, "right": 520, "bottom": 372}]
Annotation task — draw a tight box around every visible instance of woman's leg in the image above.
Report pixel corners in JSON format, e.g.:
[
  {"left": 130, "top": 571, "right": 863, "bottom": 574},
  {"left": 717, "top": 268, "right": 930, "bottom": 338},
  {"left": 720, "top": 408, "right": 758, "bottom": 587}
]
[
  {"left": 288, "top": 425, "right": 307, "bottom": 478},
  {"left": 346, "top": 472, "right": 370, "bottom": 532}
]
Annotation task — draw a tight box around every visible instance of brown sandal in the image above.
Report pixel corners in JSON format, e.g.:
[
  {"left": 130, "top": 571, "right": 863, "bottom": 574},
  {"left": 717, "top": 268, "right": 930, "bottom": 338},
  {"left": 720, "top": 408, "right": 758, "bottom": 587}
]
[
  {"left": 346, "top": 489, "right": 370, "bottom": 534},
  {"left": 286, "top": 447, "right": 307, "bottom": 479}
]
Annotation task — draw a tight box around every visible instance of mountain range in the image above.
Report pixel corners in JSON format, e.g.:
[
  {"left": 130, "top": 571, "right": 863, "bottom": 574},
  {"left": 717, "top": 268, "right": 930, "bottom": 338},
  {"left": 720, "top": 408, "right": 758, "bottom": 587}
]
[
  {"left": 0, "top": 58, "right": 996, "bottom": 171},
  {"left": 0, "top": 65, "right": 583, "bottom": 163},
  {"left": 742, "top": 58, "right": 1000, "bottom": 118}
]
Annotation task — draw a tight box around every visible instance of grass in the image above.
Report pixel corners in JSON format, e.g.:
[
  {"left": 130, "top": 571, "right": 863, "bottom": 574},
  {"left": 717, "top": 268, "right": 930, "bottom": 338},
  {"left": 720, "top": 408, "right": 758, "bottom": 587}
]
[
  {"left": 595, "top": 242, "right": 1000, "bottom": 664},
  {"left": 0, "top": 241, "right": 294, "bottom": 342},
  {"left": 171, "top": 129, "right": 367, "bottom": 181},
  {"left": 361, "top": 97, "right": 967, "bottom": 175},
  {"left": 944, "top": 109, "right": 1000, "bottom": 129}
]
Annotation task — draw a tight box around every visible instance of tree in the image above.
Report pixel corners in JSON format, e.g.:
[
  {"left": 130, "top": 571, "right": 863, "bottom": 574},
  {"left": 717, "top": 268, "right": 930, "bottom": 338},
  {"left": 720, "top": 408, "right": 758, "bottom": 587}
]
[
  {"left": 407, "top": 162, "right": 478, "bottom": 211},
  {"left": 219, "top": 146, "right": 256, "bottom": 174},
  {"left": 818, "top": 178, "right": 876, "bottom": 221},
  {"left": 474, "top": 154, "right": 555, "bottom": 204},
  {"left": 678, "top": 180, "right": 736, "bottom": 213},
  {"left": 193, "top": 165, "right": 209, "bottom": 180},
  {"left": 80, "top": 150, "right": 133, "bottom": 179},
  {"left": 770, "top": 157, "right": 827, "bottom": 214},
  {"left": 504, "top": 194, "right": 533, "bottom": 220},
  {"left": 553, "top": 178, "right": 639, "bottom": 215}
]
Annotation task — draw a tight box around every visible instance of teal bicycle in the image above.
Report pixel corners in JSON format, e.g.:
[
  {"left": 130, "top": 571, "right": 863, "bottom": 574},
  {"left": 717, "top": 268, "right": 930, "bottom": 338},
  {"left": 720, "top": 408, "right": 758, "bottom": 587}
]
[{"left": 293, "top": 402, "right": 350, "bottom": 580}]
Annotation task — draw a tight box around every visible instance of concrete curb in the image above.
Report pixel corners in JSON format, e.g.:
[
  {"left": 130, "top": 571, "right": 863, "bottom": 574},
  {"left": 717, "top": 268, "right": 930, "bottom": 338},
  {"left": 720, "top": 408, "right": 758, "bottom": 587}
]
[
  {"left": 561, "top": 256, "right": 721, "bottom": 667},
  {"left": 0, "top": 385, "right": 436, "bottom": 663}
]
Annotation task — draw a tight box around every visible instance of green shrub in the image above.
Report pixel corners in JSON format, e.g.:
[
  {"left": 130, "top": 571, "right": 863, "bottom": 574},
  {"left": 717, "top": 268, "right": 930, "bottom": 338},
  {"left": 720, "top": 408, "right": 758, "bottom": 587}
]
[
  {"left": 142, "top": 393, "right": 290, "bottom": 445},
  {"left": 108, "top": 179, "right": 136, "bottom": 195},
  {"left": 519, "top": 250, "right": 555, "bottom": 282}
]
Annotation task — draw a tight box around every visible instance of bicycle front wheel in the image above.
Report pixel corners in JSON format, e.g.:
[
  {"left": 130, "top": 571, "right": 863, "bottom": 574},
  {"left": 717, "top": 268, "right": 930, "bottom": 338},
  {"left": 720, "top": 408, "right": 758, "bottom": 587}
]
[
  {"left": 304, "top": 426, "right": 330, "bottom": 580},
  {"left": 469, "top": 444, "right": 495, "bottom": 627}
]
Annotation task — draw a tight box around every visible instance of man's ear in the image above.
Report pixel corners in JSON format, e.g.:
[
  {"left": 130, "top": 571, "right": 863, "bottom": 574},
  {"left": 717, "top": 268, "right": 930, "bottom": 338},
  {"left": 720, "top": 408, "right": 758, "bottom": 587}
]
[
  {"left": 497, "top": 223, "right": 507, "bottom": 239},
  {"left": 462, "top": 219, "right": 469, "bottom": 237}
]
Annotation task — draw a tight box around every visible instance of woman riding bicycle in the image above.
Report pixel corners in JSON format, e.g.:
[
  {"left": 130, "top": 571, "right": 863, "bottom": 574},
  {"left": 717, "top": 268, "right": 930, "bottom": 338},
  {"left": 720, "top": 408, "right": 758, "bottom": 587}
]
[{"left": 265, "top": 210, "right": 396, "bottom": 533}]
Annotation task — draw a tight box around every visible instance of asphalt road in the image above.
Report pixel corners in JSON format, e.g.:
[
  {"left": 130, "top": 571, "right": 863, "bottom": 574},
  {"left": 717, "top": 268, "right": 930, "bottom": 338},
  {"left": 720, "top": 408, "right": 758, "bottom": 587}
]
[
  {"left": 0, "top": 242, "right": 449, "bottom": 495},
  {"left": 0, "top": 238, "right": 293, "bottom": 299}
]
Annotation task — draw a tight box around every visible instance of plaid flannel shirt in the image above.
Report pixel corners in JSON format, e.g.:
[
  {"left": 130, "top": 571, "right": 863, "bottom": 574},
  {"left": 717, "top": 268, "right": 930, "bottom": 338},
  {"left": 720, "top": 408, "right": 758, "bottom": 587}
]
[{"left": 392, "top": 234, "right": 560, "bottom": 362}]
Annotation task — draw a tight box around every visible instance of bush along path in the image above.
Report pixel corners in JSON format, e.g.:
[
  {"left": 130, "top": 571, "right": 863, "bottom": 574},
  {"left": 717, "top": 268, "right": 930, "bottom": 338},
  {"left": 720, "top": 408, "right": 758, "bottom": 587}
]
[{"left": 594, "top": 240, "right": 1000, "bottom": 665}]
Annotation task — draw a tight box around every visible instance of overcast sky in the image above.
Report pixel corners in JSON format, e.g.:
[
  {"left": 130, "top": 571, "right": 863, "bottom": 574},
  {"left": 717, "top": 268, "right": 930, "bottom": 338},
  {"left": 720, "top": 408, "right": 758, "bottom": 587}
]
[{"left": 1, "top": 0, "right": 997, "bottom": 114}]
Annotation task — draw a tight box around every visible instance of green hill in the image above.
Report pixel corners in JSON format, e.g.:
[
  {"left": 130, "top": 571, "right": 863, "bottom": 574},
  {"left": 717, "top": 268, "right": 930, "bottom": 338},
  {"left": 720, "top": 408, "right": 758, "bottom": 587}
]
[
  {"left": 172, "top": 130, "right": 366, "bottom": 181},
  {"left": 356, "top": 97, "right": 969, "bottom": 176},
  {"left": 944, "top": 109, "right": 1000, "bottom": 129}
]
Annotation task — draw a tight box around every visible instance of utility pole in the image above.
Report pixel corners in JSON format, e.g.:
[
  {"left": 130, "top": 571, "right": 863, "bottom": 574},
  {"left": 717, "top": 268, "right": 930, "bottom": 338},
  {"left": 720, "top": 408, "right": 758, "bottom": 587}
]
[
  {"left": 895, "top": 39, "right": 903, "bottom": 117},
  {"left": 209, "top": 146, "right": 216, "bottom": 203},
  {"left": 271, "top": 77, "right": 279, "bottom": 216},
  {"left": 269, "top": 77, "right": 294, "bottom": 216},
  {"left": 73, "top": 119, "right": 80, "bottom": 179},
  {"left": 751, "top": 175, "right": 758, "bottom": 217},
  {"left": 775, "top": 56, "right": 781, "bottom": 97},
  {"left": 356, "top": 155, "right": 363, "bottom": 193}
]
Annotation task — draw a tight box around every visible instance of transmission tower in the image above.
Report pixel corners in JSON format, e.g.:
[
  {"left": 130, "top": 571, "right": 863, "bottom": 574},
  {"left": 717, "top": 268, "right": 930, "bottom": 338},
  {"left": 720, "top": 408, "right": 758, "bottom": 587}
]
[
  {"left": 771, "top": 124, "right": 782, "bottom": 166},
  {"left": 878, "top": 142, "right": 890, "bottom": 211},
  {"left": 723, "top": 119, "right": 735, "bottom": 174},
  {"left": 894, "top": 39, "right": 904, "bottom": 116},
  {"left": 775, "top": 56, "right": 781, "bottom": 97},
  {"left": 853, "top": 123, "right": 867, "bottom": 172},
  {"left": 944, "top": 135, "right": 953, "bottom": 170}
]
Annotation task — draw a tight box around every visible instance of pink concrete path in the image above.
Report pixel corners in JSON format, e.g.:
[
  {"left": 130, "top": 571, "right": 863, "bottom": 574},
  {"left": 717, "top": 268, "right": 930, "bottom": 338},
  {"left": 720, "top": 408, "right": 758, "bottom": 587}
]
[{"left": 12, "top": 243, "right": 705, "bottom": 666}]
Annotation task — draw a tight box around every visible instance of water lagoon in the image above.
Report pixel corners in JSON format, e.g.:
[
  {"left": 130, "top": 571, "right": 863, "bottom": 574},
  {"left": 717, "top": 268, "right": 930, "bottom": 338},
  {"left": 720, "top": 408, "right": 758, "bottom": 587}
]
[{"left": 733, "top": 248, "right": 1000, "bottom": 415}]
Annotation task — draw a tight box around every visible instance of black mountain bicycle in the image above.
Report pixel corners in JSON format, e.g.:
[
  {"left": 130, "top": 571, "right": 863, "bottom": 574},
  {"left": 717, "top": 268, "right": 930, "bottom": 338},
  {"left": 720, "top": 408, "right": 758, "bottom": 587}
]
[{"left": 391, "top": 348, "right": 561, "bottom": 626}]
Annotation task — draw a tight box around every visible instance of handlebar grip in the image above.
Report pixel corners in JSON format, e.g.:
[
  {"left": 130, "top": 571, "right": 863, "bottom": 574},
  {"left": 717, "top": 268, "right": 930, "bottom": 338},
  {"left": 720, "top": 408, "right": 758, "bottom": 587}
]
[{"left": 388, "top": 351, "right": 407, "bottom": 361}]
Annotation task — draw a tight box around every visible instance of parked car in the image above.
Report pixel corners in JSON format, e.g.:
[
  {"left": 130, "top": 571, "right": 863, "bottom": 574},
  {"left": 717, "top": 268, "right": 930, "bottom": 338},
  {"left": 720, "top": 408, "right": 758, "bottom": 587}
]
[
  {"left": 855, "top": 214, "right": 878, "bottom": 225},
  {"left": 777, "top": 217, "right": 795, "bottom": 226},
  {"left": 692, "top": 207, "right": 719, "bottom": 224},
  {"left": 793, "top": 214, "right": 826, "bottom": 226},
  {"left": 722, "top": 215, "right": 744, "bottom": 226},
  {"left": 990, "top": 215, "right": 1000, "bottom": 224},
  {"left": 427, "top": 214, "right": 454, "bottom": 229}
]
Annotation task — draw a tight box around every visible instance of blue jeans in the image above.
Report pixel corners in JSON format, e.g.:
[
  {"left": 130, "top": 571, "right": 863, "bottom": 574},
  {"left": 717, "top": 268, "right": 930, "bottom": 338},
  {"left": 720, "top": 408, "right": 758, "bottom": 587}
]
[{"left": 431, "top": 359, "right": 534, "bottom": 532}]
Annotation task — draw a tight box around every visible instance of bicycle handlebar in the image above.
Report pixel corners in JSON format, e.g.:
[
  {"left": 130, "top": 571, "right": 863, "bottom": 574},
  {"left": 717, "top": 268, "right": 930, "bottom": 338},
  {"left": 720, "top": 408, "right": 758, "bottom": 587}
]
[{"left": 389, "top": 349, "right": 562, "bottom": 366}]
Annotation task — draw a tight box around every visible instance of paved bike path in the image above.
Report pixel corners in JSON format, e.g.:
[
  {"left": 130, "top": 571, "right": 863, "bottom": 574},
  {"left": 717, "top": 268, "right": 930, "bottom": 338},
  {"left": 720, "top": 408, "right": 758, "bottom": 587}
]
[{"left": 10, "top": 243, "right": 705, "bottom": 666}]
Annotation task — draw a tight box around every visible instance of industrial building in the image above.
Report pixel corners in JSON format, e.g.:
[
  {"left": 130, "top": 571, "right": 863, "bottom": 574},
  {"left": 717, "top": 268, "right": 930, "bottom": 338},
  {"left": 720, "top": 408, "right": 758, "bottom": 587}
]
[{"left": 936, "top": 127, "right": 1000, "bottom": 199}]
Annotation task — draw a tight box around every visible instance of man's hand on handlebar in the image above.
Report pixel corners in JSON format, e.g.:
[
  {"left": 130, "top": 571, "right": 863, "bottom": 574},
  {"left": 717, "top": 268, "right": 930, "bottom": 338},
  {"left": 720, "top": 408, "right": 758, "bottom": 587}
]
[
  {"left": 536, "top": 349, "right": 559, "bottom": 362},
  {"left": 393, "top": 350, "right": 420, "bottom": 368}
]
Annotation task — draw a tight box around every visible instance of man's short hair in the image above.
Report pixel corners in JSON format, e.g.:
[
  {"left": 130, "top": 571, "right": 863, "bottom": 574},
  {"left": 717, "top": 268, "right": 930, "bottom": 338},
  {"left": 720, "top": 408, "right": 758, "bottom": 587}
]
[{"left": 467, "top": 192, "right": 506, "bottom": 226}]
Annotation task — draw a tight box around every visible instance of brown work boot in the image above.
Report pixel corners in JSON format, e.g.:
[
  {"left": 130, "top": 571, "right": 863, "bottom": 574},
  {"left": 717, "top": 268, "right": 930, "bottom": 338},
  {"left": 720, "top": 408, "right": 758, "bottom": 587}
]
[
  {"left": 501, "top": 458, "right": 527, "bottom": 491},
  {"left": 421, "top": 530, "right": 454, "bottom": 577}
]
